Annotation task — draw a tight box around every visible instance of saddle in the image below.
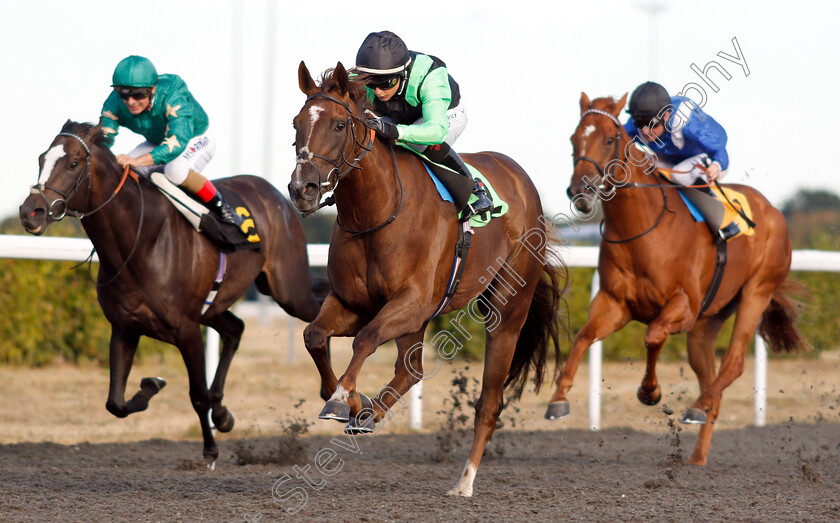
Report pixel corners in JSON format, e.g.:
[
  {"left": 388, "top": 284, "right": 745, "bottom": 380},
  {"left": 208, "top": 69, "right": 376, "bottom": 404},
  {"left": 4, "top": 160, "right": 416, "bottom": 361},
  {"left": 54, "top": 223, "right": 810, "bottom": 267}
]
[
  {"left": 147, "top": 172, "right": 262, "bottom": 252},
  {"left": 659, "top": 170, "right": 756, "bottom": 242},
  {"left": 396, "top": 144, "right": 508, "bottom": 227}
]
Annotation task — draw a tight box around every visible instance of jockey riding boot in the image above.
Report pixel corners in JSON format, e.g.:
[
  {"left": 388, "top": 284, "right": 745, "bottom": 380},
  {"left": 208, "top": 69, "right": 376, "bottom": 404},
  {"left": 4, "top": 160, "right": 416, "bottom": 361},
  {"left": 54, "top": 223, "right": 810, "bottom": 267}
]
[
  {"left": 182, "top": 170, "right": 244, "bottom": 229},
  {"left": 425, "top": 142, "right": 494, "bottom": 219}
]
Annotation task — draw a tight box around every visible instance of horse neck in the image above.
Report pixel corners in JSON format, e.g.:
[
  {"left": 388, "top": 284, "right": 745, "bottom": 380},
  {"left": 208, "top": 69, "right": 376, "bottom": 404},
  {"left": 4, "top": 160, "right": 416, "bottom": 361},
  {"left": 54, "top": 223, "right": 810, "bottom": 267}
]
[
  {"left": 332, "top": 138, "right": 400, "bottom": 230},
  {"left": 601, "top": 151, "right": 666, "bottom": 237},
  {"left": 80, "top": 153, "right": 151, "bottom": 267}
]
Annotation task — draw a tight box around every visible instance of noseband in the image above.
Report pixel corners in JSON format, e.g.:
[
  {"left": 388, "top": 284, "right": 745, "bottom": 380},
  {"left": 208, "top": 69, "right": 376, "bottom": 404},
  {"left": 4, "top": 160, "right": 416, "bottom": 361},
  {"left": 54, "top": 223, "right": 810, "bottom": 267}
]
[{"left": 297, "top": 94, "right": 375, "bottom": 208}]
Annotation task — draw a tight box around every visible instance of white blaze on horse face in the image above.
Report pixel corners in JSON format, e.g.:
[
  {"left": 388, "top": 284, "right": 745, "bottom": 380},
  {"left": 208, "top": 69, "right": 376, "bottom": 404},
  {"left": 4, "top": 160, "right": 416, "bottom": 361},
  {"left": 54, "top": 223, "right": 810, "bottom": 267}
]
[
  {"left": 583, "top": 125, "right": 596, "bottom": 137},
  {"left": 305, "top": 105, "right": 325, "bottom": 148},
  {"left": 40, "top": 144, "right": 66, "bottom": 181}
]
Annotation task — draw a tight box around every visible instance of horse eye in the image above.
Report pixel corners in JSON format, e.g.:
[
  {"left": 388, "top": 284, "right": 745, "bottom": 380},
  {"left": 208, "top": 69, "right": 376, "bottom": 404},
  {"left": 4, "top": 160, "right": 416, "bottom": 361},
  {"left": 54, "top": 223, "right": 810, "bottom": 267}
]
[
  {"left": 607, "top": 137, "right": 615, "bottom": 145},
  {"left": 69, "top": 162, "right": 79, "bottom": 169},
  {"left": 335, "top": 121, "right": 346, "bottom": 132}
]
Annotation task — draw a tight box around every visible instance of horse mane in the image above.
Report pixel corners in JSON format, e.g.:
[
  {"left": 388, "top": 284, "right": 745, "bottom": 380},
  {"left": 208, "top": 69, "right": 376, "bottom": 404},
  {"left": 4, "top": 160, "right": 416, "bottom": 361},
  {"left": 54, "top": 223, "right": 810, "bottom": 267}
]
[
  {"left": 319, "top": 68, "right": 371, "bottom": 113},
  {"left": 59, "top": 120, "right": 111, "bottom": 150}
]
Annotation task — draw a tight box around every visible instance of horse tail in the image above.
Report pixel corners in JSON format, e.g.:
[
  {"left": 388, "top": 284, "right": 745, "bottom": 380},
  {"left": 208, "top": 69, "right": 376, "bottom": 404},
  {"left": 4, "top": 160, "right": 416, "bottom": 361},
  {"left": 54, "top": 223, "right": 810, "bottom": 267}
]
[
  {"left": 758, "top": 280, "right": 811, "bottom": 353},
  {"left": 505, "top": 250, "right": 570, "bottom": 399}
]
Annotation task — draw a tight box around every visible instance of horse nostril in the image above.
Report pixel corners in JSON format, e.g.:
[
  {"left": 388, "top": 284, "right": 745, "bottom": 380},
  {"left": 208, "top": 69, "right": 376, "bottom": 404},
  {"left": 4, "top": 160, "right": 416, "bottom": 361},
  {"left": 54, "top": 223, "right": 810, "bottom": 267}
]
[
  {"left": 287, "top": 182, "right": 297, "bottom": 201},
  {"left": 302, "top": 183, "right": 319, "bottom": 200}
]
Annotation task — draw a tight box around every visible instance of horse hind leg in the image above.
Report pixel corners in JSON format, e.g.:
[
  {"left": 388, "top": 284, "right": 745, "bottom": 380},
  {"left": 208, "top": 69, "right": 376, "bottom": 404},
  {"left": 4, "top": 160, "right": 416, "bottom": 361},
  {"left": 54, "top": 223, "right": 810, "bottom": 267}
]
[
  {"left": 682, "top": 315, "right": 726, "bottom": 466},
  {"left": 176, "top": 326, "right": 219, "bottom": 463},
  {"left": 203, "top": 311, "right": 245, "bottom": 433},
  {"left": 105, "top": 327, "right": 166, "bottom": 418}
]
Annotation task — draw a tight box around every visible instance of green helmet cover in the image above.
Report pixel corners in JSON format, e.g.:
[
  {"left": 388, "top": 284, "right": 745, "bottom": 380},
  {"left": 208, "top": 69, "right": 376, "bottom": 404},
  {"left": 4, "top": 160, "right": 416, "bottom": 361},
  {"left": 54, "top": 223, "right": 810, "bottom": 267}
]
[{"left": 112, "top": 55, "right": 158, "bottom": 88}]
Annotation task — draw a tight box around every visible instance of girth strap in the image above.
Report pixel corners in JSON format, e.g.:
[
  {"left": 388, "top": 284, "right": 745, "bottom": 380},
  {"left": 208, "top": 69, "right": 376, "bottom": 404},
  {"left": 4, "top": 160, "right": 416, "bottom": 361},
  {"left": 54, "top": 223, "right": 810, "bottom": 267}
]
[
  {"left": 697, "top": 239, "right": 727, "bottom": 319},
  {"left": 202, "top": 251, "right": 228, "bottom": 315},
  {"left": 428, "top": 221, "right": 473, "bottom": 319}
]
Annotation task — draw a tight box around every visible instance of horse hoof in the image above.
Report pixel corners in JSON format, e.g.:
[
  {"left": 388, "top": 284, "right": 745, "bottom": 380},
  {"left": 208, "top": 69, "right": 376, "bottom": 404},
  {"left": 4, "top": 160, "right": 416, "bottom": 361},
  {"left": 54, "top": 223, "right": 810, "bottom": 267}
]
[
  {"left": 203, "top": 446, "right": 219, "bottom": 464},
  {"left": 681, "top": 408, "right": 707, "bottom": 425},
  {"left": 140, "top": 377, "right": 167, "bottom": 394},
  {"left": 344, "top": 415, "right": 376, "bottom": 435},
  {"left": 319, "top": 400, "right": 350, "bottom": 422},
  {"left": 212, "top": 407, "right": 235, "bottom": 433},
  {"left": 358, "top": 393, "right": 373, "bottom": 411},
  {"left": 637, "top": 386, "right": 662, "bottom": 406},
  {"left": 545, "top": 401, "right": 570, "bottom": 420}
]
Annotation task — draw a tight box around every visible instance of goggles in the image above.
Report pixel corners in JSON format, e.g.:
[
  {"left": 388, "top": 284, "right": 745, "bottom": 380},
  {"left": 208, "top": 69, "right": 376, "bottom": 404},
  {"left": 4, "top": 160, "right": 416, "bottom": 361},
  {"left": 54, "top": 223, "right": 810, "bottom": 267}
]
[
  {"left": 115, "top": 87, "right": 151, "bottom": 101},
  {"left": 633, "top": 113, "right": 665, "bottom": 130},
  {"left": 367, "top": 75, "right": 400, "bottom": 91}
]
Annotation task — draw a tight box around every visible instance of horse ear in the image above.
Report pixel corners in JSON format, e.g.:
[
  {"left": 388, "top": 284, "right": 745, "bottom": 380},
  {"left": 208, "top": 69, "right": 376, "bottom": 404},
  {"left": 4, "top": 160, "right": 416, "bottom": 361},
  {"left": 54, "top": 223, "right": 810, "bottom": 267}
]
[
  {"left": 334, "top": 62, "right": 349, "bottom": 94},
  {"left": 579, "top": 92, "right": 591, "bottom": 114},
  {"left": 611, "top": 93, "right": 628, "bottom": 117},
  {"left": 298, "top": 61, "right": 317, "bottom": 95}
]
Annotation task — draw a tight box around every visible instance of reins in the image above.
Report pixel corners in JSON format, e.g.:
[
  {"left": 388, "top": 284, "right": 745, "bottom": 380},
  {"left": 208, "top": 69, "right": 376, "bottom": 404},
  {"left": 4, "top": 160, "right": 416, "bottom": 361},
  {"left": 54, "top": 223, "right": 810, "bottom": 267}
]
[
  {"left": 301, "top": 93, "right": 404, "bottom": 237},
  {"left": 35, "top": 131, "right": 145, "bottom": 286}
]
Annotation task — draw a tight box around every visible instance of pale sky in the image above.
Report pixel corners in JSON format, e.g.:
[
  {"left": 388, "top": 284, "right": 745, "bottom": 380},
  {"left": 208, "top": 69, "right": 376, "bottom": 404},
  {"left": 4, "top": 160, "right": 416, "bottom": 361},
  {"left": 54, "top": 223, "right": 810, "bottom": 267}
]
[{"left": 1, "top": 0, "right": 837, "bottom": 223}]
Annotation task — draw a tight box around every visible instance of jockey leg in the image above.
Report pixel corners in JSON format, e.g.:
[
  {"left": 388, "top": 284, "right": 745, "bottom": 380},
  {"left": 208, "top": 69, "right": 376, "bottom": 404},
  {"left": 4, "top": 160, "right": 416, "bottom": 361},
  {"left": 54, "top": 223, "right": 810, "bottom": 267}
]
[
  {"left": 180, "top": 170, "right": 244, "bottom": 228},
  {"left": 424, "top": 142, "right": 494, "bottom": 219}
]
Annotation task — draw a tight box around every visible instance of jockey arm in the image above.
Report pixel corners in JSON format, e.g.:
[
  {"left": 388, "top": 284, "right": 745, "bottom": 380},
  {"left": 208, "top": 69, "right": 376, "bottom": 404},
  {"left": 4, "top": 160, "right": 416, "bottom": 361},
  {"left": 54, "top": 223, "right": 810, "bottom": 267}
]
[
  {"left": 684, "top": 114, "right": 729, "bottom": 174},
  {"left": 148, "top": 90, "right": 196, "bottom": 164},
  {"left": 396, "top": 66, "right": 452, "bottom": 145}
]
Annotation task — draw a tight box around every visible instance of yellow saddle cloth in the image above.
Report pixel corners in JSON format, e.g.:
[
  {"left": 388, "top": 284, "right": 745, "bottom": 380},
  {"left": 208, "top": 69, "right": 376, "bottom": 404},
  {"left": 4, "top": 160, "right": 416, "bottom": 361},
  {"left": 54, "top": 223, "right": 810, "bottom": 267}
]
[{"left": 658, "top": 169, "right": 755, "bottom": 240}]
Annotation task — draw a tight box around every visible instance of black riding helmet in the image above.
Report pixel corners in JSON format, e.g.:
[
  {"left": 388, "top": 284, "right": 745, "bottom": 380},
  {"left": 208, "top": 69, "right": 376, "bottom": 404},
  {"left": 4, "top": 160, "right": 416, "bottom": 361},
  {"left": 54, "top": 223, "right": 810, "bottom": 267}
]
[
  {"left": 355, "top": 31, "right": 412, "bottom": 76},
  {"left": 627, "top": 82, "right": 671, "bottom": 126}
]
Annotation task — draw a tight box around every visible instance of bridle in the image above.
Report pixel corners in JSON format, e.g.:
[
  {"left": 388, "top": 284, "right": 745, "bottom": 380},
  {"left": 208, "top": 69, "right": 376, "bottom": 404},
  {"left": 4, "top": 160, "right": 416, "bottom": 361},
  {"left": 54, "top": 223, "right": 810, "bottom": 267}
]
[
  {"left": 573, "top": 109, "right": 623, "bottom": 192},
  {"left": 298, "top": 94, "right": 375, "bottom": 206},
  {"left": 298, "top": 93, "right": 404, "bottom": 237},
  {"left": 31, "top": 130, "right": 143, "bottom": 286},
  {"left": 31, "top": 132, "right": 133, "bottom": 221},
  {"left": 572, "top": 109, "right": 671, "bottom": 243}
]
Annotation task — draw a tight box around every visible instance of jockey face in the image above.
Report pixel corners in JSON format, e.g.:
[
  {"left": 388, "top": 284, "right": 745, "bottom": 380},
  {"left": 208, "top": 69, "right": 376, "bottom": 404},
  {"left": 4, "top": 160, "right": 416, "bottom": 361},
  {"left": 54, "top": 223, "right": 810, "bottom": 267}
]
[
  {"left": 369, "top": 76, "right": 401, "bottom": 102},
  {"left": 639, "top": 110, "right": 671, "bottom": 142},
  {"left": 119, "top": 86, "right": 156, "bottom": 115}
]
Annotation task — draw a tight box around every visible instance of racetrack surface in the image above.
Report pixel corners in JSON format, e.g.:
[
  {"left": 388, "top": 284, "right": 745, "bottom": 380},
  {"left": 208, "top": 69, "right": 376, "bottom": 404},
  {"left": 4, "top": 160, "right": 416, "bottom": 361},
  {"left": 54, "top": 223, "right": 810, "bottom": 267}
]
[{"left": 2, "top": 422, "right": 838, "bottom": 522}]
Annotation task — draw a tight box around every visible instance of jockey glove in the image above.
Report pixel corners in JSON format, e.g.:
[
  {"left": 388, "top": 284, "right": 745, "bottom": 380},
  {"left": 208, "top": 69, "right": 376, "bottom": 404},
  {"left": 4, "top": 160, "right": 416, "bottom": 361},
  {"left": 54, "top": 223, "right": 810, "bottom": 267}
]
[{"left": 365, "top": 117, "right": 399, "bottom": 140}]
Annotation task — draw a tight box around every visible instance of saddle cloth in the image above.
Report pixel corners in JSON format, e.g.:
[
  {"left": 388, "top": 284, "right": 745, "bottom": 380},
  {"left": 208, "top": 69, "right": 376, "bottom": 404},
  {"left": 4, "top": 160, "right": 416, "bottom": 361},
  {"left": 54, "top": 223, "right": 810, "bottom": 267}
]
[
  {"left": 396, "top": 144, "right": 509, "bottom": 228},
  {"left": 148, "top": 172, "right": 262, "bottom": 252},
  {"left": 658, "top": 170, "right": 755, "bottom": 240}
]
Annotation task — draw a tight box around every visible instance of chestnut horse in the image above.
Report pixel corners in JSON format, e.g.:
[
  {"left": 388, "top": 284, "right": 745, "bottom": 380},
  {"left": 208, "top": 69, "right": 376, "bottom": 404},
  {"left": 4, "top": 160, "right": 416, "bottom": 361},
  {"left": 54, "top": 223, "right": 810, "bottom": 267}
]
[
  {"left": 20, "top": 121, "right": 325, "bottom": 464},
  {"left": 288, "top": 63, "right": 566, "bottom": 497},
  {"left": 545, "top": 93, "right": 806, "bottom": 465}
]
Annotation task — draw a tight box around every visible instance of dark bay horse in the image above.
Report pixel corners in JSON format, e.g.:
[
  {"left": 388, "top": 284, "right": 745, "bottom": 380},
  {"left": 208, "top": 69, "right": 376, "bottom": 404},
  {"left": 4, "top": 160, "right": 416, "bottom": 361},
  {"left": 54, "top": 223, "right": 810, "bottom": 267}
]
[
  {"left": 546, "top": 93, "right": 806, "bottom": 465},
  {"left": 20, "top": 121, "right": 325, "bottom": 464},
  {"left": 288, "top": 62, "right": 566, "bottom": 496}
]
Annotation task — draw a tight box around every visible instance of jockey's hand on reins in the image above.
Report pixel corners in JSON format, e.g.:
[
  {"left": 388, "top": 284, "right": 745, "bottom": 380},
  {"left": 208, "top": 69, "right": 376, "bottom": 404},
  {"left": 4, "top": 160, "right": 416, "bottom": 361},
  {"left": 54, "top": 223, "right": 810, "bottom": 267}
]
[{"left": 365, "top": 117, "right": 398, "bottom": 140}]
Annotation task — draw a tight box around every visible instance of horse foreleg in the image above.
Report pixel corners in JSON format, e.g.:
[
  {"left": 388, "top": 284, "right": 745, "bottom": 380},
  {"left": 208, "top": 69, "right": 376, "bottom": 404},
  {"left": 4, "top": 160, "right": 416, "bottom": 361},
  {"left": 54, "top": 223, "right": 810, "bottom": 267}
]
[
  {"left": 346, "top": 330, "right": 428, "bottom": 434},
  {"left": 176, "top": 326, "right": 218, "bottom": 463},
  {"left": 306, "top": 293, "right": 366, "bottom": 418},
  {"left": 638, "top": 291, "right": 693, "bottom": 406},
  {"left": 203, "top": 311, "right": 245, "bottom": 433},
  {"left": 331, "top": 291, "right": 426, "bottom": 420},
  {"left": 683, "top": 315, "right": 726, "bottom": 465},
  {"left": 546, "top": 291, "right": 630, "bottom": 418},
  {"left": 105, "top": 327, "right": 165, "bottom": 418}
]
